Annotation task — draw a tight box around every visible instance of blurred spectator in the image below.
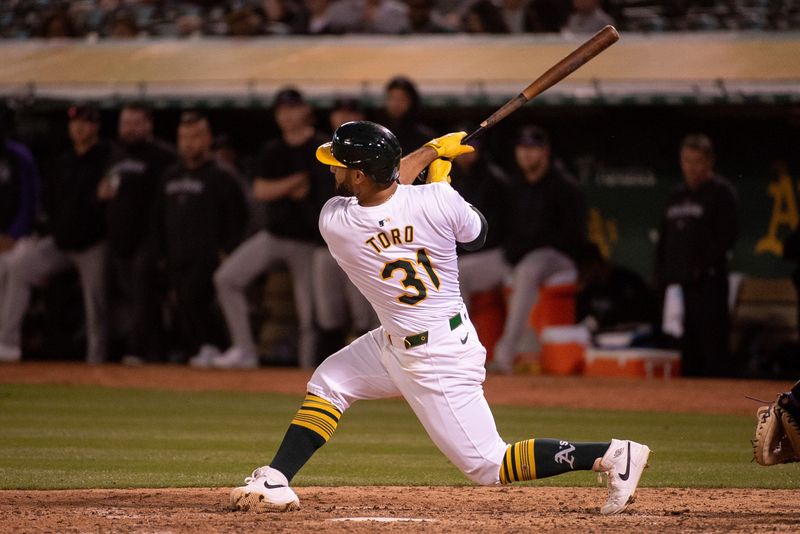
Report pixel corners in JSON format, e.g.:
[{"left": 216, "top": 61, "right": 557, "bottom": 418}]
[
  {"left": 311, "top": 98, "right": 378, "bottom": 358},
  {"left": 0, "top": 106, "right": 40, "bottom": 255},
  {"left": 301, "top": 0, "right": 338, "bottom": 34},
  {"left": 298, "top": 0, "right": 410, "bottom": 33},
  {"left": 105, "top": 8, "right": 140, "bottom": 38},
  {"left": 490, "top": 125, "right": 587, "bottom": 373},
  {"left": 405, "top": 0, "right": 451, "bottom": 33},
  {"left": 499, "top": 0, "right": 529, "bottom": 33},
  {"left": 562, "top": 0, "right": 614, "bottom": 34},
  {"left": 259, "top": 0, "right": 307, "bottom": 34},
  {"left": 463, "top": 0, "right": 509, "bottom": 33},
  {"left": 212, "top": 88, "right": 326, "bottom": 369},
  {"left": 2, "top": 0, "right": 796, "bottom": 37},
  {"left": 0, "top": 105, "right": 114, "bottom": 363},
  {"left": 176, "top": 13, "right": 204, "bottom": 37},
  {"left": 655, "top": 133, "right": 738, "bottom": 377},
  {"left": 381, "top": 76, "right": 434, "bottom": 156},
  {"left": 301, "top": 0, "right": 354, "bottom": 35},
  {"left": 575, "top": 242, "right": 656, "bottom": 334},
  {"left": 0, "top": 107, "right": 41, "bottom": 363},
  {"left": 226, "top": 5, "right": 264, "bottom": 36},
  {"left": 152, "top": 111, "right": 247, "bottom": 366},
  {"left": 327, "top": 97, "right": 365, "bottom": 133},
  {"left": 39, "top": 8, "right": 79, "bottom": 38},
  {"left": 450, "top": 128, "right": 510, "bottom": 310},
  {"left": 339, "top": 0, "right": 410, "bottom": 33},
  {"left": 500, "top": 0, "right": 571, "bottom": 33},
  {"left": 98, "top": 103, "right": 176, "bottom": 363},
  {"left": 213, "top": 133, "right": 258, "bottom": 235}
]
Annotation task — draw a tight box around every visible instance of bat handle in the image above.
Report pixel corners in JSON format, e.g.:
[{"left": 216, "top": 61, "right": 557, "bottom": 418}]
[{"left": 461, "top": 127, "right": 483, "bottom": 146}]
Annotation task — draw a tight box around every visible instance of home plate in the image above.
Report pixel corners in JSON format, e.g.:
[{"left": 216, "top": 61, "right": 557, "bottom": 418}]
[{"left": 330, "top": 517, "right": 436, "bottom": 523}]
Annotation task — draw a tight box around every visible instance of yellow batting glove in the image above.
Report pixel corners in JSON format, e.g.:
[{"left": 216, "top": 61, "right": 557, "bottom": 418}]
[
  {"left": 427, "top": 158, "right": 452, "bottom": 184},
  {"left": 424, "top": 132, "right": 474, "bottom": 159}
]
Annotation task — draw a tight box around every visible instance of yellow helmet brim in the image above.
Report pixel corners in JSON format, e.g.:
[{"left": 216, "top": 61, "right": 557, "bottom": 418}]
[{"left": 316, "top": 142, "right": 347, "bottom": 168}]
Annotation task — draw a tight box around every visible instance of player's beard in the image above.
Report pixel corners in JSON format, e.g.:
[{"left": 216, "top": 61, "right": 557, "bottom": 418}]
[{"left": 335, "top": 180, "right": 354, "bottom": 197}]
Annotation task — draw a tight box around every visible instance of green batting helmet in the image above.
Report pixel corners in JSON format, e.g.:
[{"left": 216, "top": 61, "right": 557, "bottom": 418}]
[{"left": 316, "top": 121, "right": 402, "bottom": 185}]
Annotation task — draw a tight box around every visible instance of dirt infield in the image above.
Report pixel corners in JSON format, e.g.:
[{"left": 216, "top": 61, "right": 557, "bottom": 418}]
[
  {"left": 2, "top": 487, "right": 799, "bottom": 533},
  {"left": 1, "top": 363, "right": 798, "bottom": 533}
]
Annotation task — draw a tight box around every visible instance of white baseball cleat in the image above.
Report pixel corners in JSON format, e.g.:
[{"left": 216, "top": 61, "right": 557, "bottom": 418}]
[
  {"left": 230, "top": 466, "right": 300, "bottom": 512},
  {"left": 594, "top": 439, "right": 650, "bottom": 515},
  {"left": 188, "top": 344, "right": 220, "bottom": 368},
  {"left": 0, "top": 342, "right": 21, "bottom": 363},
  {"left": 212, "top": 346, "right": 258, "bottom": 369}
]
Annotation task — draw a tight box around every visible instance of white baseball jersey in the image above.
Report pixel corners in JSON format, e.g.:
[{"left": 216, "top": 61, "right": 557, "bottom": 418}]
[
  {"left": 312, "top": 181, "right": 508, "bottom": 486},
  {"left": 319, "top": 182, "right": 482, "bottom": 336}
]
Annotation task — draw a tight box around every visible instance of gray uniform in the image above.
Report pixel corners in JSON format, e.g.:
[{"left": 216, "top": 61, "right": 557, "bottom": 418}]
[
  {"left": 0, "top": 237, "right": 107, "bottom": 362},
  {"left": 215, "top": 230, "right": 316, "bottom": 367}
]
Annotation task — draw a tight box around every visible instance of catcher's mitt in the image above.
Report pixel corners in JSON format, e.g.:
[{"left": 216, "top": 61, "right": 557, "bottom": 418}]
[
  {"left": 776, "top": 392, "right": 800, "bottom": 455},
  {"left": 752, "top": 382, "right": 800, "bottom": 467}
]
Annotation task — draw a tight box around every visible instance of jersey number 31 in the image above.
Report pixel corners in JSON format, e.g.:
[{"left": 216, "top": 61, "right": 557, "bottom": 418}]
[{"left": 381, "top": 248, "right": 440, "bottom": 305}]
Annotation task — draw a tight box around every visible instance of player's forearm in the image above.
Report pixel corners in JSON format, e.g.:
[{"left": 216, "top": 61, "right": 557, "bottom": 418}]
[
  {"left": 253, "top": 173, "right": 309, "bottom": 201},
  {"left": 397, "top": 147, "right": 438, "bottom": 185}
]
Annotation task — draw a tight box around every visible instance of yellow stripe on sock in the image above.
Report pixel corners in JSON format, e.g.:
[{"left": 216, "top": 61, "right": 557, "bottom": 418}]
[
  {"left": 305, "top": 394, "right": 343, "bottom": 415},
  {"left": 527, "top": 439, "right": 537, "bottom": 480},
  {"left": 301, "top": 405, "right": 341, "bottom": 422},
  {"left": 292, "top": 418, "right": 334, "bottom": 440},
  {"left": 514, "top": 441, "right": 524, "bottom": 480},
  {"left": 499, "top": 440, "right": 537, "bottom": 484},
  {"left": 500, "top": 446, "right": 512, "bottom": 484},
  {"left": 295, "top": 408, "right": 339, "bottom": 431},
  {"left": 290, "top": 393, "right": 341, "bottom": 442}
]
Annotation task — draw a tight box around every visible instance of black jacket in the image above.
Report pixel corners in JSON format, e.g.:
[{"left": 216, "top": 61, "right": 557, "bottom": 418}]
[
  {"left": 47, "top": 140, "right": 116, "bottom": 252},
  {"left": 106, "top": 139, "right": 176, "bottom": 257},
  {"left": 154, "top": 160, "right": 247, "bottom": 264},
  {"left": 256, "top": 133, "right": 329, "bottom": 242},
  {"left": 501, "top": 166, "right": 587, "bottom": 265},
  {"left": 656, "top": 176, "right": 738, "bottom": 285},
  {"left": 450, "top": 156, "right": 508, "bottom": 253}
]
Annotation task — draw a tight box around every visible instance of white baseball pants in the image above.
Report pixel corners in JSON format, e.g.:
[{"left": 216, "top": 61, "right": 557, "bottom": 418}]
[{"left": 307, "top": 309, "right": 508, "bottom": 485}]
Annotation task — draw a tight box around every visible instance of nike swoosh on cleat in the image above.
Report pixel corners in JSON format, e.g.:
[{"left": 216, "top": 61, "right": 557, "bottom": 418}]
[
  {"left": 619, "top": 442, "right": 631, "bottom": 481},
  {"left": 264, "top": 482, "right": 286, "bottom": 489},
  {"left": 460, "top": 333, "right": 469, "bottom": 344}
]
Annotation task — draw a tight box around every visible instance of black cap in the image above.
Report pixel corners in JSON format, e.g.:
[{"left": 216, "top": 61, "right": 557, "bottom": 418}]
[
  {"left": 273, "top": 87, "right": 305, "bottom": 108},
  {"left": 317, "top": 120, "right": 402, "bottom": 185},
  {"left": 516, "top": 125, "right": 549, "bottom": 147},
  {"left": 67, "top": 105, "right": 100, "bottom": 123}
]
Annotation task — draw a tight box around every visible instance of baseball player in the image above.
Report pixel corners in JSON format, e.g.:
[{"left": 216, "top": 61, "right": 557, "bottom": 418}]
[{"left": 229, "top": 121, "right": 650, "bottom": 515}]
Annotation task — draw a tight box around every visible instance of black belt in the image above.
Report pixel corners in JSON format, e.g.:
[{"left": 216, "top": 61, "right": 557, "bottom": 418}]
[{"left": 398, "top": 312, "right": 463, "bottom": 349}]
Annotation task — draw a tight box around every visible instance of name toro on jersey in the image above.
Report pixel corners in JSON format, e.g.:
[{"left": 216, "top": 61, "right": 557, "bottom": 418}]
[{"left": 319, "top": 182, "right": 481, "bottom": 337}]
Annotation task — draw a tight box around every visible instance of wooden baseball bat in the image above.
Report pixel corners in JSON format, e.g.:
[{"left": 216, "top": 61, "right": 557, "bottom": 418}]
[{"left": 461, "top": 25, "right": 619, "bottom": 145}]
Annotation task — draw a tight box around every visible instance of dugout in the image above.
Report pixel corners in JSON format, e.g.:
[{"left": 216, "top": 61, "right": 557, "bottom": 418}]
[{"left": 2, "top": 33, "right": 798, "bottom": 373}]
